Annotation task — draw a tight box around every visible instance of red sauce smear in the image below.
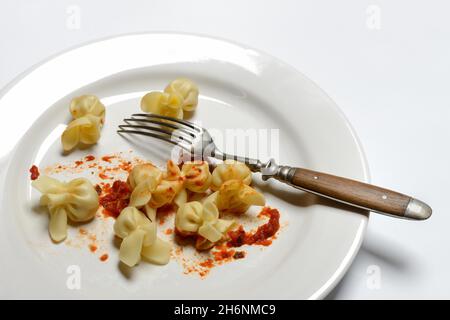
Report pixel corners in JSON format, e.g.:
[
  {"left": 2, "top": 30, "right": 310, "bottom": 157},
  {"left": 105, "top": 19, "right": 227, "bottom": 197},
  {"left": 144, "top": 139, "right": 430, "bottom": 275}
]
[
  {"left": 99, "top": 172, "right": 110, "bottom": 180},
  {"left": 99, "top": 180, "right": 131, "bottom": 218},
  {"left": 212, "top": 248, "right": 236, "bottom": 262},
  {"left": 199, "top": 259, "right": 214, "bottom": 268},
  {"left": 89, "top": 244, "right": 98, "bottom": 253},
  {"left": 101, "top": 155, "right": 116, "bottom": 163},
  {"left": 157, "top": 203, "right": 176, "bottom": 225},
  {"left": 75, "top": 160, "right": 84, "bottom": 167},
  {"left": 29, "top": 165, "right": 40, "bottom": 180},
  {"left": 119, "top": 161, "right": 133, "bottom": 173},
  {"left": 227, "top": 207, "right": 280, "bottom": 247},
  {"left": 197, "top": 268, "right": 210, "bottom": 278},
  {"left": 94, "top": 184, "right": 102, "bottom": 195},
  {"left": 85, "top": 155, "right": 95, "bottom": 161},
  {"left": 101, "top": 182, "right": 111, "bottom": 193},
  {"left": 100, "top": 254, "right": 109, "bottom": 262},
  {"left": 233, "top": 251, "right": 246, "bottom": 259}
]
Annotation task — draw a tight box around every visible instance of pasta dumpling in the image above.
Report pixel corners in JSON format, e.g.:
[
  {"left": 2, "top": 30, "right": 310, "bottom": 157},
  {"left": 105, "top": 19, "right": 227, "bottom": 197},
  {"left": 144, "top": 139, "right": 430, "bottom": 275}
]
[
  {"left": 173, "top": 188, "right": 188, "bottom": 208},
  {"left": 70, "top": 95, "right": 105, "bottom": 121},
  {"left": 128, "top": 163, "right": 162, "bottom": 208},
  {"left": 140, "top": 78, "right": 199, "bottom": 119},
  {"left": 211, "top": 160, "right": 252, "bottom": 191},
  {"left": 143, "top": 204, "right": 157, "bottom": 222},
  {"left": 114, "top": 207, "right": 171, "bottom": 267},
  {"left": 164, "top": 78, "right": 199, "bottom": 112},
  {"left": 181, "top": 161, "right": 212, "bottom": 193},
  {"left": 140, "top": 91, "right": 184, "bottom": 119},
  {"left": 208, "top": 179, "right": 265, "bottom": 214},
  {"left": 32, "top": 175, "right": 99, "bottom": 242},
  {"left": 175, "top": 201, "right": 235, "bottom": 250},
  {"left": 149, "top": 160, "right": 185, "bottom": 208},
  {"left": 61, "top": 115, "right": 102, "bottom": 152},
  {"left": 61, "top": 95, "right": 105, "bottom": 151}
]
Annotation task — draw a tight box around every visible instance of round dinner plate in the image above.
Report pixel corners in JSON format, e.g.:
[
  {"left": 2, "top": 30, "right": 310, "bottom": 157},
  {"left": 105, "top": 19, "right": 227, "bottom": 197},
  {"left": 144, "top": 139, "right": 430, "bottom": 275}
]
[{"left": 0, "top": 33, "right": 368, "bottom": 299}]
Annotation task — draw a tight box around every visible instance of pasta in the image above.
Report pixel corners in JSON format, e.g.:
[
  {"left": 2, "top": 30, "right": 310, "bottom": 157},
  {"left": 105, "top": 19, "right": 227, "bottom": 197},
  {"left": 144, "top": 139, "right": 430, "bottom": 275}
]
[
  {"left": 175, "top": 201, "right": 203, "bottom": 236},
  {"left": 164, "top": 78, "right": 199, "bottom": 112},
  {"left": 211, "top": 160, "right": 252, "bottom": 191},
  {"left": 141, "top": 237, "right": 172, "bottom": 265},
  {"left": 208, "top": 179, "right": 265, "bottom": 214},
  {"left": 127, "top": 160, "right": 186, "bottom": 210},
  {"left": 195, "top": 217, "right": 236, "bottom": 250},
  {"left": 140, "top": 78, "right": 199, "bottom": 119},
  {"left": 114, "top": 207, "right": 171, "bottom": 267},
  {"left": 32, "top": 175, "right": 99, "bottom": 242},
  {"left": 181, "top": 161, "right": 212, "bottom": 193},
  {"left": 140, "top": 91, "right": 184, "bottom": 119},
  {"left": 143, "top": 204, "right": 157, "bottom": 222},
  {"left": 173, "top": 188, "right": 188, "bottom": 208},
  {"left": 175, "top": 201, "right": 235, "bottom": 250},
  {"left": 70, "top": 95, "right": 105, "bottom": 121},
  {"left": 149, "top": 160, "right": 185, "bottom": 208},
  {"left": 61, "top": 95, "right": 105, "bottom": 151},
  {"left": 128, "top": 163, "right": 162, "bottom": 208},
  {"left": 61, "top": 115, "right": 103, "bottom": 152}
]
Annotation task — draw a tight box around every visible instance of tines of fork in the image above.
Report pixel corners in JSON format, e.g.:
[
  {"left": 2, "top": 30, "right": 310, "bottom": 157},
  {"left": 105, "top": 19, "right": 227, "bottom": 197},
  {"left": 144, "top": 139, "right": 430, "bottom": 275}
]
[
  {"left": 117, "top": 113, "right": 203, "bottom": 152},
  {"left": 118, "top": 113, "right": 261, "bottom": 169}
]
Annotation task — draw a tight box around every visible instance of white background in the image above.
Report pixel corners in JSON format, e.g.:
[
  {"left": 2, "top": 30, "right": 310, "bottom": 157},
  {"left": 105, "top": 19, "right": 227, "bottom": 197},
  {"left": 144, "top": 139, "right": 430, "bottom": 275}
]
[{"left": 0, "top": 0, "right": 449, "bottom": 299}]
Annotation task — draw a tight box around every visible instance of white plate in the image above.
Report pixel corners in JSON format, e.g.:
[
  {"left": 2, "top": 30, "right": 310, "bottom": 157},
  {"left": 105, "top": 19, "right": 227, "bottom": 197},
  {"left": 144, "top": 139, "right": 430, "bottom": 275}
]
[{"left": 0, "top": 33, "right": 369, "bottom": 299}]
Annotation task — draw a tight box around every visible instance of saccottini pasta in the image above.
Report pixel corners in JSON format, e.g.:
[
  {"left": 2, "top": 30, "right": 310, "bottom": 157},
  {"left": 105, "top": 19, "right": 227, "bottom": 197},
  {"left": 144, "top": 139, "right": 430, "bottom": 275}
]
[
  {"left": 32, "top": 175, "right": 99, "bottom": 242},
  {"left": 61, "top": 95, "right": 105, "bottom": 151}
]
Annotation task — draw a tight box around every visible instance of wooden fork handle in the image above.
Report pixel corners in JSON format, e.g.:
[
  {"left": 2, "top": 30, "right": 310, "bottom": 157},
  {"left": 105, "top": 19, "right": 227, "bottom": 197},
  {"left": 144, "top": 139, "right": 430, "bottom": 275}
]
[{"left": 287, "top": 168, "right": 432, "bottom": 220}]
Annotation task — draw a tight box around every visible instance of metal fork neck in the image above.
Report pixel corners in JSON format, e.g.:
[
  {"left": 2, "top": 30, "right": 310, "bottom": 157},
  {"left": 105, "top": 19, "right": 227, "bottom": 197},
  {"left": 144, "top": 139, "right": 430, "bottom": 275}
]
[
  {"left": 259, "top": 158, "right": 295, "bottom": 182},
  {"left": 213, "top": 151, "right": 262, "bottom": 172},
  {"left": 213, "top": 152, "right": 294, "bottom": 182}
]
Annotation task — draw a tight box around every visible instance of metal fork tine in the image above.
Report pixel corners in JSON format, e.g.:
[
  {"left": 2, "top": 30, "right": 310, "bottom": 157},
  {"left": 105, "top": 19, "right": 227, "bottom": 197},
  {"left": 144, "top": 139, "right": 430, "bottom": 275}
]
[
  {"left": 117, "top": 129, "right": 191, "bottom": 152},
  {"left": 123, "top": 118, "right": 196, "bottom": 138},
  {"left": 132, "top": 113, "right": 202, "bottom": 132},
  {"left": 118, "top": 124, "right": 193, "bottom": 145}
]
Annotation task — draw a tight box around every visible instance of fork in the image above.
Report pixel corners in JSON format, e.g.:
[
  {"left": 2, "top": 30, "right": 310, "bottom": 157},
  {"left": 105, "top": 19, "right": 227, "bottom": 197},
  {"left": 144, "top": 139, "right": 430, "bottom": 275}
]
[{"left": 118, "top": 113, "right": 432, "bottom": 220}]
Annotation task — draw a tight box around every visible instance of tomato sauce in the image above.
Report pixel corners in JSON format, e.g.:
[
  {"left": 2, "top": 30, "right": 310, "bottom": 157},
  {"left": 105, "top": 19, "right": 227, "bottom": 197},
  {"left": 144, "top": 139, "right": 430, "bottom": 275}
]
[
  {"left": 99, "top": 172, "right": 110, "bottom": 180},
  {"left": 199, "top": 259, "right": 214, "bottom": 268},
  {"left": 227, "top": 207, "right": 280, "bottom": 247},
  {"left": 157, "top": 203, "right": 176, "bottom": 225},
  {"left": 212, "top": 248, "right": 235, "bottom": 262},
  {"left": 101, "top": 155, "right": 115, "bottom": 163},
  {"left": 29, "top": 165, "right": 40, "bottom": 180},
  {"left": 99, "top": 180, "right": 131, "bottom": 218},
  {"left": 94, "top": 184, "right": 102, "bottom": 195},
  {"left": 119, "top": 161, "right": 133, "bottom": 173},
  {"left": 85, "top": 155, "right": 95, "bottom": 161},
  {"left": 75, "top": 160, "right": 84, "bottom": 167}
]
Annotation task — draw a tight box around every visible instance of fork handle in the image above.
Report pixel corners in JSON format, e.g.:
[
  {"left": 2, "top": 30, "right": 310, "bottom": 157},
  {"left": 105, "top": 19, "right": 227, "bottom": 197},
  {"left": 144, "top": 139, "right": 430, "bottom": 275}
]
[
  {"left": 286, "top": 168, "right": 431, "bottom": 220},
  {"left": 258, "top": 159, "right": 431, "bottom": 220}
]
